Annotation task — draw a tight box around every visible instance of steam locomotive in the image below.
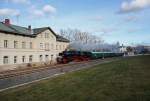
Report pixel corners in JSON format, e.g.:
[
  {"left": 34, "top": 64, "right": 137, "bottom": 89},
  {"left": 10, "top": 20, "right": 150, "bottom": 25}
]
[{"left": 57, "top": 51, "right": 124, "bottom": 64}]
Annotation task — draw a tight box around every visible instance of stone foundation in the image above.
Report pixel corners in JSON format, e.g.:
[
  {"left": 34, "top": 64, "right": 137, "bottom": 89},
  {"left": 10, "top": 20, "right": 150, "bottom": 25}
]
[{"left": 0, "top": 61, "right": 57, "bottom": 72}]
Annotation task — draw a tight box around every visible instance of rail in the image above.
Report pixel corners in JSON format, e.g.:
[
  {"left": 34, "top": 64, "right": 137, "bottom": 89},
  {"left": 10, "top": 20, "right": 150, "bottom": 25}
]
[{"left": 0, "top": 58, "right": 108, "bottom": 79}]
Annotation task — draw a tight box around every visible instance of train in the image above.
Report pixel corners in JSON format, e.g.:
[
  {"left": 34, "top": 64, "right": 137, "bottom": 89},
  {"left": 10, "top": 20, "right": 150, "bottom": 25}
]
[{"left": 57, "top": 51, "right": 124, "bottom": 64}]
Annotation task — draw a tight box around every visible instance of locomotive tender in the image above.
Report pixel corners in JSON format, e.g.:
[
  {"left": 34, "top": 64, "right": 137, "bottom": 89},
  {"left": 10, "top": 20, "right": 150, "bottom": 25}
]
[{"left": 57, "top": 51, "right": 124, "bottom": 64}]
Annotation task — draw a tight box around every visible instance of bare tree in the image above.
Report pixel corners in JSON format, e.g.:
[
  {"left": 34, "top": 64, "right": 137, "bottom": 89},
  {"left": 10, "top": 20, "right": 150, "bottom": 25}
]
[{"left": 59, "top": 28, "right": 106, "bottom": 51}]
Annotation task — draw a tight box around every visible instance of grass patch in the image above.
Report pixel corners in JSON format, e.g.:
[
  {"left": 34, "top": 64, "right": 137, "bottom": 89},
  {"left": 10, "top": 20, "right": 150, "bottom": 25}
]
[{"left": 0, "top": 55, "right": 150, "bottom": 101}]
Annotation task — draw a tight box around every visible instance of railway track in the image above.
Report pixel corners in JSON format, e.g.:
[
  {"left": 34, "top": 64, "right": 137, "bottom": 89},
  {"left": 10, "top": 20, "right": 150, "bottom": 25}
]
[
  {"left": 0, "top": 57, "right": 121, "bottom": 91},
  {"left": 0, "top": 58, "right": 109, "bottom": 80}
]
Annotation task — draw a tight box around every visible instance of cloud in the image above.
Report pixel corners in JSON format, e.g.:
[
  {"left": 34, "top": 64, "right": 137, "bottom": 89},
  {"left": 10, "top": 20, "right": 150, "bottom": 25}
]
[
  {"left": 32, "top": 9, "right": 44, "bottom": 17},
  {"left": 91, "top": 16, "right": 103, "bottom": 21},
  {"left": 0, "top": 8, "right": 20, "bottom": 16},
  {"left": 4, "top": 0, "right": 30, "bottom": 4},
  {"left": 124, "top": 16, "right": 138, "bottom": 22},
  {"left": 127, "top": 29, "right": 139, "bottom": 33},
  {"left": 30, "top": 4, "right": 56, "bottom": 18},
  {"left": 43, "top": 5, "right": 56, "bottom": 14},
  {"left": 100, "top": 28, "right": 118, "bottom": 34},
  {"left": 119, "top": 0, "right": 150, "bottom": 13}
]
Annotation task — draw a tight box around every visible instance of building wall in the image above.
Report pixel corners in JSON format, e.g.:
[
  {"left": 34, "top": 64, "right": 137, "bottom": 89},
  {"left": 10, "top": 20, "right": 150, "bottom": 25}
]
[
  {"left": 0, "top": 30, "right": 69, "bottom": 71},
  {"left": 119, "top": 47, "right": 127, "bottom": 53},
  {"left": 56, "top": 41, "right": 69, "bottom": 53}
]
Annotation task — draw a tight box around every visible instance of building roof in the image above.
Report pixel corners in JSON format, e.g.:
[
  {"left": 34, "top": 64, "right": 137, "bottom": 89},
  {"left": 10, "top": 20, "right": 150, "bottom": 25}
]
[
  {"left": 0, "top": 22, "right": 69, "bottom": 42},
  {"left": 33, "top": 27, "right": 57, "bottom": 37},
  {"left": 0, "top": 22, "right": 35, "bottom": 37},
  {"left": 56, "top": 35, "right": 70, "bottom": 42}
]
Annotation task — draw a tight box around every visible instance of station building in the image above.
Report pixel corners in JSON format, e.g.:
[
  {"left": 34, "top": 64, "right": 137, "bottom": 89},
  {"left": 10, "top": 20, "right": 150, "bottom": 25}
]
[{"left": 0, "top": 19, "right": 69, "bottom": 71}]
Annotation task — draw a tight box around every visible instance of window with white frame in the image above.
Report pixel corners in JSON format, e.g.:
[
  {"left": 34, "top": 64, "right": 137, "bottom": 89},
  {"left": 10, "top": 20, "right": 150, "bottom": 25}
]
[
  {"left": 40, "top": 34, "right": 43, "bottom": 38},
  {"left": 59, "top": 45, "right": 61, "bottom": 50},
  {"left": 45, "top": 43, "right": 49, "bottom": 50},
  {"left": 22, "top": 42, "right": 26, "bottom": 49},
  {"left": 45, "top": 55, "right": 49, "bottom": 62},
  {"left": 14, "top": 41, "right": 18, "bottom": 48},
  {"left": 4, "top": 40, "right": 8, "bottom": 48},
  {"left": 50, "top": 54, "right": 54, "bottom": 61},
  {"left": 56, "top": 45, "right": 58, "bottom": 50},
  {"left": 39, "top": 55, "right": 43, "bottom": 62},
  {"left": 30, "top": 42, "right": 33, "bottom": 49},
  {"left": 3, "top": 56, "right": 9, "bottom": 64},
  {"left": 51, "top": 44, "right": 54, "bottom": 50},
  {"left": 45, "top": 33, "right": 49, "bottom": 38},
  {"left": 40, "top": 43, "right": 43, "bottom": 49},
  {"left": 29, "top": 55, "right": 33, "bottom": 62},
  {"left": 51, "top": 35, "right": 54, "bottom": 38},
  {"left": 14, "top": 56, "right": 17, "bottom": 64},
  {"left": 22, "top": 56, "right": 25, "bottom": 63}
]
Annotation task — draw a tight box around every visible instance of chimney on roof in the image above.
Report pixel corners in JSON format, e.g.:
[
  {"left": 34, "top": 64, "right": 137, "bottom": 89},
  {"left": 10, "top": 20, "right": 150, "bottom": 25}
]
[
  {"left": 4, "top": 19, "right": 10, "bottom": 26},
  {"left": 28, "top": 25, "right": 34, "bottom": 34}
]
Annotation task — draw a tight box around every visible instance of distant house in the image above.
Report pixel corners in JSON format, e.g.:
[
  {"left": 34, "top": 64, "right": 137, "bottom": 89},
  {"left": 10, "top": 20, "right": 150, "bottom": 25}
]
[
  {"left": 119, "top": 44, "right": 127, "bottom": 53},
  {"left": 0, "top": 19, "right": 69, "bottom": 71},
  {"left": 135, "top": 45, "right": 150, "bottom": 54},
  {"left": 144, "top": 46, "right": 150, "bottom": 52}
]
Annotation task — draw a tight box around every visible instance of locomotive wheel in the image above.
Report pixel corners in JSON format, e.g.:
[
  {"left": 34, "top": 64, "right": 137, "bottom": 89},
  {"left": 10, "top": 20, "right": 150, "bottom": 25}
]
[{"left": 63, "top": 58, "right": 68, "bottom": 64}]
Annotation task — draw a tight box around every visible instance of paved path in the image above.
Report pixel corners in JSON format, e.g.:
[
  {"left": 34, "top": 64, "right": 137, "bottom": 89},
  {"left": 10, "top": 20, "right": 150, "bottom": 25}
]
[{"left": 0, "top": 58, "right": 120, "bottom": 92}]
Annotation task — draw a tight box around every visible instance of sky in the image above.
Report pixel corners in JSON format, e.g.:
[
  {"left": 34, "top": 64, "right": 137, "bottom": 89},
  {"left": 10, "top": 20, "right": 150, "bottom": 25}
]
[{"left": 0, "top": 0, "right": 150, "bottom": 45}]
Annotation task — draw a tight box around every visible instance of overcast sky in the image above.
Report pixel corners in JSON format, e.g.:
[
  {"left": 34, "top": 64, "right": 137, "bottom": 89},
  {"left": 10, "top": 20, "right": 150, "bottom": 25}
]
[{"left": 0, "top": 0, "right": 150, "bottom": 45}]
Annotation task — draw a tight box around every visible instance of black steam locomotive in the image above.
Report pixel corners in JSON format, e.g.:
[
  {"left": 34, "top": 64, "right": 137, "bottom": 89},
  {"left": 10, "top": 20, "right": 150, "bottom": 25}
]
[{"left": 57, "top": 51, "right": 124, "bottom": 64}]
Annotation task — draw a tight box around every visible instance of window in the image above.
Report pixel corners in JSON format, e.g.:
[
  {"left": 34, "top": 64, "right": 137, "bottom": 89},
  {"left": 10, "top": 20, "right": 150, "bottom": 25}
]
[
  {"left": 51, "top": 44, "right": 54, "bottom": 50},
  {"left": 59, "top": 45, "right": 61, "bottom": 50},
  {"left": 56, "top": 45, "right": 58, "bottom": 50},
  {"left": 40, "top": 43, "right": 43, "bottom": 49},
  {"left": 30, "top": 42, "right": 33, "bottom": 49},
  {"left": 22, "top": 56, "right": 25, "bottom": 63},
  {"left": 45, "top": 33, "right": 49, "bottom": 38},
  {"left": 40, "top": 34, "right": 43, "bottom": 38},
  {"left": 51, "top": 35, "right": 54, "bottom": 38},
  {"left": 45, "top": 43, "right": 49, "bottom": 50},
  {"left": 45, "top": 55, "right": 49, "bottom": 62},
  {"left": 14, "top": 56, "right": 17, "bottom": 64},
  {"left": 50, "top": 55, "right": 54, "bottom": 61},
  {"left": 4, "top": 40, "right": 8, "bottom": 48},
  {"left": 14, "top": 41, "right": 18, "bottom": 48},
  {"left": 3, "top": 56, "right": 8, "bottom": 64},
  {"left": 39, "top": 55, "right": 43, "bottom": 62},
  {"left": 29, "top": 55, "right": 33, "bottom": 62},
  {"left": 22, "top": 42, "right": 26, "bottom": 49}
]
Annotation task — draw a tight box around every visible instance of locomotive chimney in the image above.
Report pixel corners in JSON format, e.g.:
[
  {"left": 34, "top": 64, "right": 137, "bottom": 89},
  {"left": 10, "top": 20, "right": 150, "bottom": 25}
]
[
  {"left": 4, "top": 19, "right": 10, "bottom": 26},
  {"left": 28, "top": 25, "right": 31, "bottom": 31}
]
